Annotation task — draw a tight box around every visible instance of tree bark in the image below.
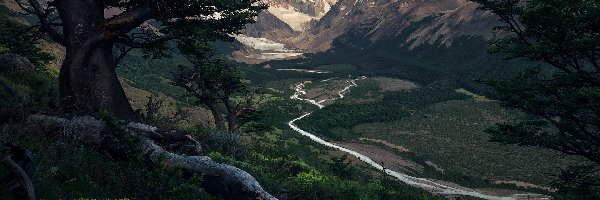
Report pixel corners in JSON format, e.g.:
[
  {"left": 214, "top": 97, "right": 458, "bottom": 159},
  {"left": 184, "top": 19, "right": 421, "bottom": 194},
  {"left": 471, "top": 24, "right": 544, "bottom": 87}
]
[
  {"left": 222, "top": 97, "right": 238, "bottom": 132},
  {"left": 206, "top": 100, "right": 226, "bottom": 130},
  {"left": 1, "top": 143, "right": 35, "bottom": 200},
  {"left": 55, "top": 0, "right": 137, "bottom": 121},
  {"left": 1, "top": 156, "right": 35, "bottom": 200}
]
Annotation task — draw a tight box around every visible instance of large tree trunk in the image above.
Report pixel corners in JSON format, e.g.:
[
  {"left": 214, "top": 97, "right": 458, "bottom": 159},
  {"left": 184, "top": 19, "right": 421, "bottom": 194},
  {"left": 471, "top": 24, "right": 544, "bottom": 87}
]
[
  {"left": 222, "top": 97, "right": 238, "bottom": 132},
  {"left": 55, "top": 0, "right": 137, "bottom": 121},
  {"left": 59, "top": 44, "right": 136, "bottom": 121},
  {"left": 206, "top": 100, "right": 226, "bottom": 130}
]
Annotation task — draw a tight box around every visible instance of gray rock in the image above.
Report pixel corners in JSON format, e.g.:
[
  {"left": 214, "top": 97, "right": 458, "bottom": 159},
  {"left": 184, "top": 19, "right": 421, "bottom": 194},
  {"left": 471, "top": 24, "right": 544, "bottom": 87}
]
[{"left": 0, "top": 54, "right": 35, "bottom": 72}]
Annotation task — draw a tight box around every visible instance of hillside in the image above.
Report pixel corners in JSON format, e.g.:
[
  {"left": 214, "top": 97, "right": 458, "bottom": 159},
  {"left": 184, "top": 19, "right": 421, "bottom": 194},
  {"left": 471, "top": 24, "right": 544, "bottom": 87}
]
[{"left": 0, "top": 2, "right": 444, "bottom": 199}]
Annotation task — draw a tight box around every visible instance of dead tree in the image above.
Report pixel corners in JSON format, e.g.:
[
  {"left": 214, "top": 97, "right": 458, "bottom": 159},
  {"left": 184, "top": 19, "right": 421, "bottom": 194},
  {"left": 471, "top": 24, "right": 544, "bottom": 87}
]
[
  {"left": 0, "top": 143, "right": 35, "bottom": 200},
  {"left": 145, "top": 95, "right": 165, "bottom": 123},
  {"left": 27, "top": 114, "right": 276, "bottom": 200}
]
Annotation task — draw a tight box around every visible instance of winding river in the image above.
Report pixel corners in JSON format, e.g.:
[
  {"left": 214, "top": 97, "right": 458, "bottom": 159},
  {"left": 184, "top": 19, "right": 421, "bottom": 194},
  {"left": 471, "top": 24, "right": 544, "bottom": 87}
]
[{"left": 286, "top": 76, "right": 515, "bottom": 200}]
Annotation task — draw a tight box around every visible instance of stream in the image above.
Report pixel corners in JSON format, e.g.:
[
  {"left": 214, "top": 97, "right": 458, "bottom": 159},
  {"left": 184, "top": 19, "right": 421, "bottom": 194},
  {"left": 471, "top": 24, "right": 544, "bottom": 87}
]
[{"left": 286, "top": 76, "right": 515, "bottom": 200}]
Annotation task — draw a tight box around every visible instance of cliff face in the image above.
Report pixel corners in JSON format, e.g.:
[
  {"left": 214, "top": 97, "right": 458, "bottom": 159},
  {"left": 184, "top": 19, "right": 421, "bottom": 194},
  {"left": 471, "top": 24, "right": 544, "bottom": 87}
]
[
  {"left": 263, "top": 0, "right": 337, "bottom": 31},
  {"left": 236, "top": 0, "right": 339, "bottom": 62},
  {"left": 244, "top": 0, "right": 498, "bottom": 53},
  {"left": 243, "top": 11, "right": 298, "bottom": 42},
  {"left": 265, "top": 0, "right": 337, "bottom": 17}
]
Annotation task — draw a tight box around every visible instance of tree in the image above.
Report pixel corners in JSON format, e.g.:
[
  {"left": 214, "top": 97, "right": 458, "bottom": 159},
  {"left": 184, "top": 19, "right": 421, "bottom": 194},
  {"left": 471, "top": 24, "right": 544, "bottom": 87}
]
[
  {"left": 0, "top": 14, "right": 52, "bottom": 66},
  {"left": 15, "top": 0, "right": 265, "bottom": 120},
  {"left": 172, "top": 56, "right": 260, "bottom": 131},
  {"left": 470, "top": 0, "right": 600, "bottom": 195}
]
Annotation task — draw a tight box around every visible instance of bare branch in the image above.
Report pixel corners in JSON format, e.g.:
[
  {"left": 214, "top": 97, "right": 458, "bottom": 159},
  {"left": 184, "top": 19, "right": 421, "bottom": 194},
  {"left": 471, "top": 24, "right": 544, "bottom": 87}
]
[
  {"left": 24, "top": 0, "right": 65, "bottom": 44},
  {"left": 114, "top": 46, "right": 133, "bottom": 64},
  {"left": 1, "top": 155, "right": 35, "bottom": 200},
  {"left": 103, "top": 4, "right": 155, "bottom": 38}
]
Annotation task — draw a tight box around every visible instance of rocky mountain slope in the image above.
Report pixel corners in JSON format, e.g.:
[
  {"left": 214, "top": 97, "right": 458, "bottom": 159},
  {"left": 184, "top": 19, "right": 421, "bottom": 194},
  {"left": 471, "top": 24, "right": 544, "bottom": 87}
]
[
  {"left": 243, "top": 0, "right": 337, "bottom": 39},
  {"left": 242, "top": 0, "right": 499, "bottom": 54},
  {"left": 263, "top": 0, "right": 337, "bottom": 31}
]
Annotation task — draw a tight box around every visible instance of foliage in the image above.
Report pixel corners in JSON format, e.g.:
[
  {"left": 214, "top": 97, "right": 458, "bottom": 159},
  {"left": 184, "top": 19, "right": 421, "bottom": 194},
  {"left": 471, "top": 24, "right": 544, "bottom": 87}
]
[
  {"left": 327, "top": 155, "right": 356, "bottom": 179},
  {"left": 0, "top": 69, "right": 58, "bottom": 121},
  {"left": 194, "top": 127, "right": 248, "bottom": 160},
  {"left": 0, "top": 14, "right": 53, "bottom": 66},
  {"left": 172, "top": 57, "right": 248, "bottom": 101},
  {"left": 172, "top": 55, "right": 259, "bottom": 131},
  {"left": 298, "top": 81, "right": 468, "bottom": 140},
  {"left": 263, "top": 18, "right": 525, "bottom": 87},
  {"left": 470, "top": 0, "right": 600, "bottom": 196},
  {"left": 0, "top": 121, "right": 213, "bottom": 199},
  {"left": 212, "top": 149, "right": 441, "bottom": 200}
]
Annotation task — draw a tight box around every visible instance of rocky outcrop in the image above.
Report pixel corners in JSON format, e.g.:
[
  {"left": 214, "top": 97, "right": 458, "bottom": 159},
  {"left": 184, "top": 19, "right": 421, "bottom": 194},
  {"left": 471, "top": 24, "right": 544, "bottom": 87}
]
[
  {"left": 241, "top": 0, "right": 336, "bottom": 42},
  {"left": 243, "top": 11, "right": 298, "bottom": 44},
  {"left": 264, "top": 0, "right": 336, "bottom": 18},
  {"left": 247, "top": 0, "right": 499, "bottom": 53},
  {"left": 0, "top": 54, "right": 35, "bottom": 72},
  {"left": 299, "top": 0, "right": 498, "bottom": 51}
]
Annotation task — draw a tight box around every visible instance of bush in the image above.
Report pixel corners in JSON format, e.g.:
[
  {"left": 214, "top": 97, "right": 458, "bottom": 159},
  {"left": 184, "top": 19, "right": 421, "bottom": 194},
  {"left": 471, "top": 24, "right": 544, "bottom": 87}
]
[{"left": 194, "top": 128, "right": 248, "bottom": 160}]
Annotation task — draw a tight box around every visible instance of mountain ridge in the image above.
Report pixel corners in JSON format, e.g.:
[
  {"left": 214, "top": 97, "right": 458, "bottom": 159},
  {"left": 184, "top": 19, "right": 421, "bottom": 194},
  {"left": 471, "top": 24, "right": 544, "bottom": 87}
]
[{"left": 243, "top": 0, "right": 499, "bottom": 54}]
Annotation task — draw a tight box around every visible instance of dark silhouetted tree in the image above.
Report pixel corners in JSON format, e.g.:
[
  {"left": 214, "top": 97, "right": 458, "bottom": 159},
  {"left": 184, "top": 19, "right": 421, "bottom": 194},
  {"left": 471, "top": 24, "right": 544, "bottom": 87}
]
[
  {"left": 172, "top": 56, "right": 260, "bottom": 131},
  {"left": 471, "top": 0, "right": 600, "bottom": 197},
  {"left": 16, "top": 0, "right": 265, "bottom": 120}
]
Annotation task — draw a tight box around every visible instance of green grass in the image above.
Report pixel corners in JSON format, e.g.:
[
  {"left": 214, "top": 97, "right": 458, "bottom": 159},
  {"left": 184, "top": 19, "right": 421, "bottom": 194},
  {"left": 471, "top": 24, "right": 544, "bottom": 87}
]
[
  {"left": 354, "top": 100, "right": 584, "bottom": 185},
  {"left": 116, "top": 58, "right": 445, "bottom": 199},
  {"left": 283, "top": 73, "right": 586, "bottom": 194},
  {"left": 296, "top": 80, "right": 469, "bottom": 141}
]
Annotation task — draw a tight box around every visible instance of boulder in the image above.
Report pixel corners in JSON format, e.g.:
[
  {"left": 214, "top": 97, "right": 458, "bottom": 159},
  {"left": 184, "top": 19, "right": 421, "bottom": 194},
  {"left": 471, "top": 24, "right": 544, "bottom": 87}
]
[{"left": 0, "top": 54, "right": 35, "bottom": 72}]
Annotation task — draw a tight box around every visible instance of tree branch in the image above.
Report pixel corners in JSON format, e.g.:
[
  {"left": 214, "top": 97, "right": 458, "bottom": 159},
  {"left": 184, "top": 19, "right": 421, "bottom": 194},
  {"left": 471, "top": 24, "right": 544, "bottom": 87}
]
[
  {"left": 23, "top": 0, "right": 65, "bottom": 44},
  {"left": 114, "top": 46, "right": 133, "bottom": 64},
  {"left": 103, "top": 4, "right": 155, "bottom": 38},
  {"left": 114, "top": 35, "right": 169, "bottom": 49},
  {"left": 1, "top": 154, "right": 35, "bottom": 200}
]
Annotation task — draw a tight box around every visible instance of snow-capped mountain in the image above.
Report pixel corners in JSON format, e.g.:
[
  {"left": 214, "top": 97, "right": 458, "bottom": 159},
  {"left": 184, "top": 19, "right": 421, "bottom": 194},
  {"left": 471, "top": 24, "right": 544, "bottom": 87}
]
[{"left": 237, "top": 0, "right": 499, "bottom": 63}]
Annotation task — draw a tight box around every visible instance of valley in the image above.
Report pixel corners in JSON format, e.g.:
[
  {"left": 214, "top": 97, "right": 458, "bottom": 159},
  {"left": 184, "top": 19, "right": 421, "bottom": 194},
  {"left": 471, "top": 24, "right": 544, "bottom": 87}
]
[{"left": 279, "top": 70, "right": 568, "bottom": 199}]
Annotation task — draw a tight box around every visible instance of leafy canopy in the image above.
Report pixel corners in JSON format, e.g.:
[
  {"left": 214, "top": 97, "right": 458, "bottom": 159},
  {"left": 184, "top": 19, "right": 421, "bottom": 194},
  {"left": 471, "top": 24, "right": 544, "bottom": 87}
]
[
  {"left": 0, "top": 14, "right": 52, "bottom": 66},
  {"left": 19, "top": 0, "right": 266, "bottom": 60},
  {"left": 471, "top": 0, "right": 600, "bottom": 196}
]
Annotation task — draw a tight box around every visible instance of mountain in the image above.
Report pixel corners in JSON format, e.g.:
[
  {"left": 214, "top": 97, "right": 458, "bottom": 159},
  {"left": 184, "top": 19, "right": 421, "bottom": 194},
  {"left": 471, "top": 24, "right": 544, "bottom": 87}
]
[
  {"left": 242, "top": 11, "right": 298, "bottom": 46},
  {"left": 262, "top": 0, "right": 337, "bottom": 31},
  {"left": 241, "top": 0, "right": 499, "bottom": 55},
  {"left": 242, "top": 0, "right": 337, "bottom": 41}
]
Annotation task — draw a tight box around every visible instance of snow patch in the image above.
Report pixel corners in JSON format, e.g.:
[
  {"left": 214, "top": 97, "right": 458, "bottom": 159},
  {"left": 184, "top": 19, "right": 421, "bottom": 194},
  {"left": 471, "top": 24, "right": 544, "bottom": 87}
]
[
  {"left": 268, "top": 6, "right": 319, "bottom": 31},
  {"left": 234, "top": 34, "right": 288, "bottom": 52}
]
